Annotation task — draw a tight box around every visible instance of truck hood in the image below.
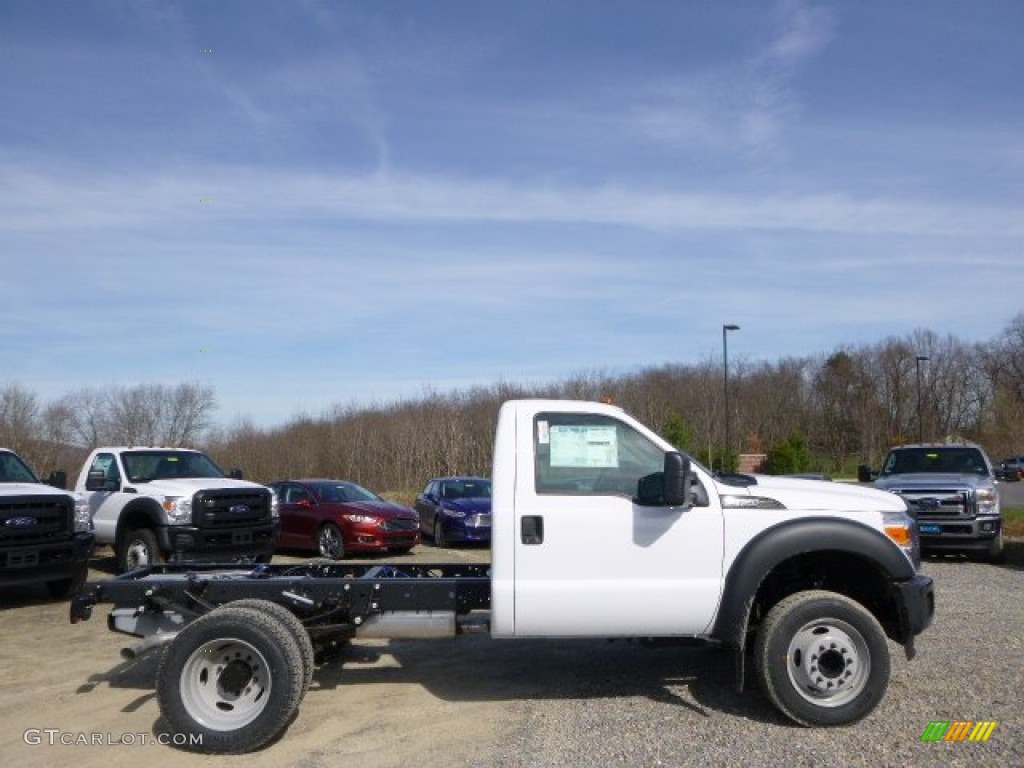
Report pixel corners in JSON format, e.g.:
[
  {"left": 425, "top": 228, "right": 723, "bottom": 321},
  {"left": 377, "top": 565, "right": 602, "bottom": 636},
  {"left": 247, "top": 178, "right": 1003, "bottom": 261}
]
[
  {"left": 0, "top": 482, "right": 78, "bottom": 499},
  {"left": 873, "top": 472, "right": 992, "bottom": 490},
  {"left": 714, "top": 475, "right": 907, "bottom": 513},
  {"left": 132, "top": 478, "right": 267, "bottom": 495}
]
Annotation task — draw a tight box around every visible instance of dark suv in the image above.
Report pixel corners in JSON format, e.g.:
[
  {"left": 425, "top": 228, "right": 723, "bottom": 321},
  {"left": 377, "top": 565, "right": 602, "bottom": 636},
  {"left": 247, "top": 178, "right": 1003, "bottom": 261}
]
[
  {"left": 872, "top": 443, "right": 1002, "bottom": 563},
  {"left": 996, "top": 456, "right": 1024, "bottom": 482}
]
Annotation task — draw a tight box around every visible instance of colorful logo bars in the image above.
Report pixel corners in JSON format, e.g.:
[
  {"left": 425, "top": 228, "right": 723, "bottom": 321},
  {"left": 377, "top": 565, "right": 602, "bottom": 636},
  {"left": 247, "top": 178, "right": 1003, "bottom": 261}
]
[{"left": 920, "top": 721, "right": 997, "bottom": 742}]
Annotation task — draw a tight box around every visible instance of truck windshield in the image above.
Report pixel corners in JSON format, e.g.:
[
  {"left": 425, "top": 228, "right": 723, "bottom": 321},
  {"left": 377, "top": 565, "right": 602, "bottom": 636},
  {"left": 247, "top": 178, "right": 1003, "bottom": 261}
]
[
  {"left": 121, "top": 450, "right": 227, "bottom": 482},
  {"left": 881, "top": 447, "right": 988, "bottom": 476},
  {"left": 0, "top": 451, "right": 39, "bottom": 483}
]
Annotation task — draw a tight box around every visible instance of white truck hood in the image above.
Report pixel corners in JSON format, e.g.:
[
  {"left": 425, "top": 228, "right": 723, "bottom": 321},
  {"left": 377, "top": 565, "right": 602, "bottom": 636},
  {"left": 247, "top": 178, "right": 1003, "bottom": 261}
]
[
  {"left": 0, "top": 482, "right": 78, "bottom": 499},
  {"left": 132, "top": 478, "right": 266, "bottom": 496},
  {"left": 713, "top": 474, "right": 907, "bottom": 513}
]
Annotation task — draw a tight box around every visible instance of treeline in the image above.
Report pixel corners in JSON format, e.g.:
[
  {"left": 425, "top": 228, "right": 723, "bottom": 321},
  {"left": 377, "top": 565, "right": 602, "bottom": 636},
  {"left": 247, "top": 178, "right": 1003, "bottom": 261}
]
[{"left": 3, "top": 316, "right": 1023, "bottom": 489}]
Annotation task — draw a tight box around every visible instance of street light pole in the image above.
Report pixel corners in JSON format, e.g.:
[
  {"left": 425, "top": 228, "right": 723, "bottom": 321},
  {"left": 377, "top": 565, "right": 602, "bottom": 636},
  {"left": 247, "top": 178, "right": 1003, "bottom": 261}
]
[
  {"left": 723, "top": 324, "right": 740, "bottom": 470},
  {"left": 915, "top": 355, "right": 929, "bottom": 443}
]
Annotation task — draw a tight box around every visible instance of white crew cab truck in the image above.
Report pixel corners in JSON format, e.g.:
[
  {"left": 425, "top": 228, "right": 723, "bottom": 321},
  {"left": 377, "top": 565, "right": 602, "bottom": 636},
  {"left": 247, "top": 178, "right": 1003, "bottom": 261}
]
[
  {"left": 71, "top": 400, "right": 934, "bottom": 753},
  {"left": 75, "top": 447, "right": 278, "bottom": 573}
]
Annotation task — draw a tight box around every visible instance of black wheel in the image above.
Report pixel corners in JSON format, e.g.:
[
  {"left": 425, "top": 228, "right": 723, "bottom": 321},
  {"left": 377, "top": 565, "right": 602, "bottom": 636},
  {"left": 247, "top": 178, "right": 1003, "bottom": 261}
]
[
  {"left": 316, "top": 523, "right": 345, "bottom": 560},
  {"left": 117, "top": 528, "right": 165, "bottom": 573},
  {"left": 45, "top": 565, "right": 89, "bottom": 600},
  {"left": 156, "top": 605, "right": 306, "bottom": 754},
  {"left": 433, "top": 518, "right": 447, "bottom": 548},
  {"left": 217, "top": 600, "right": 314, "bottom": 696},
  {"left": 754, "top": 590, "right": 890, "bottom": 726}
]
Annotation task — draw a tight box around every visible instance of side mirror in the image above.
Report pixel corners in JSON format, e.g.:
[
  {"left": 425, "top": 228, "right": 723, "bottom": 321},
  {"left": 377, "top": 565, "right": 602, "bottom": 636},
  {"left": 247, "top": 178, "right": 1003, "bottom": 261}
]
[
  {"left": 636, "top": 452, "right": 691, "bottom": 507},
  {"left": 230, "top": 468, "right": 244, "bottom": 480},
  {"left": 47, "top": 470, "right": 67, "bottom": 489},
  {"left": 856, "top": 464, "right": 873, "bottom": 483},
  {"left": 86, "top": 469, "right": 119, "bottom": 492}
]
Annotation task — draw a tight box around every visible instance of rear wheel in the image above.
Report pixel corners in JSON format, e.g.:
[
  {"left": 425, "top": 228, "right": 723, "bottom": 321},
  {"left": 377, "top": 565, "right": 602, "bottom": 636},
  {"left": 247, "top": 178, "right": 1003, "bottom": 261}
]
[
  {"left": 117, "top": 527, "right": 165, "bottom": 573},
  {"left": 316, "top": 523, "right": 344, "bottom": 560},
  {"left": 217, "top": 599, "right": 314, "bottom": 695},
  {"left": 156, "top": 605, "right": 306, "bottom": 753},
  {"left": 754, "top": 590, "right": 890, "bottom": 726}
]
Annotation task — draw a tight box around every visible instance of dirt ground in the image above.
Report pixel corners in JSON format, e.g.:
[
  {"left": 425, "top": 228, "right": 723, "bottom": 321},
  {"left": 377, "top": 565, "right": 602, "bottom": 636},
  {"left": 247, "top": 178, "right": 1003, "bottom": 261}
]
[{"left": 0, "top": 544, "right": 506, "bottom": 768}]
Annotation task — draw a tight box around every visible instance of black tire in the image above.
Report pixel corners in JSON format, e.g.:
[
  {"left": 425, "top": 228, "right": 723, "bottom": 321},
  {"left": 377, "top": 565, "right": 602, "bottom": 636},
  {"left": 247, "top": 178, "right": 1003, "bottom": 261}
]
[
  {"left": 218, "top": 600, "right": 314, "bottom": 696},
  {"left": 433, "top": 518, "right": 447, "bottom": 548},
  {"left": 985, "top": 531, "right": 1005, "bottom": 564},
  {"left": 117, "top": 527, "right": 165, "bottom": 573},
  {"left": 754, "top": 590, "right": 890, "bottom": 726},
  {"left": 45, "top": 565, "right": 89, "bottom": 600},
  {"left": 316, "top": 523, "right": 345, "bottom": 560},
  {"left": 156, "top": 605, "right": 306, "bottom": 754}
]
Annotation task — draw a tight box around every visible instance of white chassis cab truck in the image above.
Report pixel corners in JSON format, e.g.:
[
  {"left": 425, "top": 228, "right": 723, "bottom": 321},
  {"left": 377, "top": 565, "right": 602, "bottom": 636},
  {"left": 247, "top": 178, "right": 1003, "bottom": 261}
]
[
  {"left": 75, "top": 447, "right": 278, "bottom": 573},
  {"left": 70, "top": 400, "right": 934, "bottom": 753}
]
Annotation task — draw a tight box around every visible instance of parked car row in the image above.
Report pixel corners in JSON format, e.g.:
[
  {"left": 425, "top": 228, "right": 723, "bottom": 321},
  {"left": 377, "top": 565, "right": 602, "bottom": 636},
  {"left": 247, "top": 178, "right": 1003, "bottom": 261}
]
[
  {"left": 269, "top": 475, "right": 492, "bottom": 560},
  {"left": 996, "top": 456, "right": 1024, "bottom": 481}
]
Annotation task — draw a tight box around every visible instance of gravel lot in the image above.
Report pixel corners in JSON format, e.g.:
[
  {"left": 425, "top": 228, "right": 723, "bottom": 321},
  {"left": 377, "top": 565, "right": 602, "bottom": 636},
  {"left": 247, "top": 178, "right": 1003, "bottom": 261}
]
[{"left": 1, "top": 540, "right": 1021, "bottom": 768}]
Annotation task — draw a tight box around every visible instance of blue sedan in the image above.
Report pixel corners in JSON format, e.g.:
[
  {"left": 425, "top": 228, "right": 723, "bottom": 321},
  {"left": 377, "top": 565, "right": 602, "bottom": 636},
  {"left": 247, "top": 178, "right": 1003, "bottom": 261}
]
[{"left": 415, "top": 476, "right": 491, "bottom": 547}]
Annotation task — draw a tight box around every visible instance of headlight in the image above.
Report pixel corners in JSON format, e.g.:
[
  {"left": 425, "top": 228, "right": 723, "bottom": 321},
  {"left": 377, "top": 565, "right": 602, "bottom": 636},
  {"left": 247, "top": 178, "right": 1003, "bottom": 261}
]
[
  {"left": 161, "top": 496, "right": 193, "bottom": 524},
  {"left": 270, "top": 492, "right": 280, "bottom": 520},
  {"left": 882, "top": 509, "right": 919, "bottom": 568},
  {"left": 976, "top": 488, "right": 999, "bottom": 516},
  {"left": 73, "top": 496, "right": 92, "bottom": 532},
  {"left": 342, "top": 514, "right": 381, "bottom": 525}
]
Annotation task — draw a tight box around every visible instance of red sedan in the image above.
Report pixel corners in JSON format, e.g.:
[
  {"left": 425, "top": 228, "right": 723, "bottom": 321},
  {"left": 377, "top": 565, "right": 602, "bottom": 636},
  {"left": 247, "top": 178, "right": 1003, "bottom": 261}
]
[{"left": 270, "top": 478, "right": 420, "bottom": 559}]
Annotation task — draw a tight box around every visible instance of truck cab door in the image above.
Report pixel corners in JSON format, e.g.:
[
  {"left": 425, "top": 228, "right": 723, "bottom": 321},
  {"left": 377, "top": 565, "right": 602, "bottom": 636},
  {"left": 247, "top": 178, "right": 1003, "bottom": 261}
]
[
  {"left": 508, "top": 410, "right": 725, "bottom": 637},
  {"left": 83, "top": 452, "right": 128, "bottom": 543}
]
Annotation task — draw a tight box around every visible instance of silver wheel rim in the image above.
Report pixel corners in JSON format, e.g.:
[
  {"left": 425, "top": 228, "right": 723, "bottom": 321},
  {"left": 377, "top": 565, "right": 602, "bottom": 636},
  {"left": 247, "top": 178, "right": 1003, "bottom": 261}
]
[
  {"left": 125, "top": 538, "right": 152, "bottom": 569},
  {"left": 318, "top": 526, "right": 341, "bottom": 559},
  {"left": 786, "top": 617, "right": 870, "bottom": 707},
  {"left": 180, "top": 637, "right": 271, "bottom": 731}
]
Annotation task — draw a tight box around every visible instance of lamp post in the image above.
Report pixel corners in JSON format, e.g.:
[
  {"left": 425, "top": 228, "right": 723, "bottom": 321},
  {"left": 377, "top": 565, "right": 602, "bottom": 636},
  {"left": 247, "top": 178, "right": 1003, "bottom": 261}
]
[
  {"left": 723, "top": 324, "right": 740, "bottom": 470},
  {"left": 915, "top": 355, "right": 929, "bottom": 443}
]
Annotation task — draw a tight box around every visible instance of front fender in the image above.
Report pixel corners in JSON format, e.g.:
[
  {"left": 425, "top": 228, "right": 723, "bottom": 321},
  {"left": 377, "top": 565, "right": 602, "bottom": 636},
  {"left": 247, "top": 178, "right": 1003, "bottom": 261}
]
[{"left": 712, "top": 516, "right": 916, "bottom": 649}]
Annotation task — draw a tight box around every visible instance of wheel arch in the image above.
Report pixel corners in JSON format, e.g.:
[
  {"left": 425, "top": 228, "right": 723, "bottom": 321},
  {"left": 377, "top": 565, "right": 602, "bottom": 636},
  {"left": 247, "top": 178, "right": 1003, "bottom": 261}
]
[
  {"left": 114, "top": 500, "right": 166, "bottom": 546},
  {"left": 712, "top": 517, "right": 916, "bottom": 655}
]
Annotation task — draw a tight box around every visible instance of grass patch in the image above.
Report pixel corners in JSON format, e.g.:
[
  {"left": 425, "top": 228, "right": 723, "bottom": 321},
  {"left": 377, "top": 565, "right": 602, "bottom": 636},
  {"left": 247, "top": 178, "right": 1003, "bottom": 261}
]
[{"left": 1004, "top": 506, "right": 1024, "bottom": 538}]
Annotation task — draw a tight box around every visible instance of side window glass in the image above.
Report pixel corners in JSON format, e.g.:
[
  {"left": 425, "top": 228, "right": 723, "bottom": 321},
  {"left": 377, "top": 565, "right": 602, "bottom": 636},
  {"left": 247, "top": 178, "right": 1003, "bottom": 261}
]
[{"left": 534, "top": 413, "right": 664, "bottom": 497}]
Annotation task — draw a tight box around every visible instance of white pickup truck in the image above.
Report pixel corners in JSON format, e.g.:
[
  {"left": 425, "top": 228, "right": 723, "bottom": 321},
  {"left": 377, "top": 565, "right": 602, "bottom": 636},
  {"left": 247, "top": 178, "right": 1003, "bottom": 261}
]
[
  {"left": 75, "top": 447, "right": 278, "bottom": 572},
  {"left": 1, "top": 448, "right": 93, "bottom": 598},
  {"left": 71, "top": 400, "right": 934, "bottom": 753}
]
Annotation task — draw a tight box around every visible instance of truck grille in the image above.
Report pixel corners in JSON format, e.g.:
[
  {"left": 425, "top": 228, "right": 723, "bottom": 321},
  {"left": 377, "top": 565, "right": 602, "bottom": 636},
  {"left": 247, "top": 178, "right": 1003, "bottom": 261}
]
[
  {"left": 0, "top": 496, "right": 73, "bottom": 546},
  {"left": 382, "top": 518, "right": 418, "bottom": 532},
  {"left": 896, "top": 489, "right": 973, "bottom": 518},
  {"left": 194, "top": 489, "right": 273, "bottom": 529}
]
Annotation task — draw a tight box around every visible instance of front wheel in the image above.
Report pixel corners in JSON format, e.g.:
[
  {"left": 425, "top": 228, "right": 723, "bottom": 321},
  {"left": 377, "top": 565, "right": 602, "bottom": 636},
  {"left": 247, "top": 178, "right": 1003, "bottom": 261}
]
[
  {"left": 156, "top": 605, "right": 307, "bottom": 753},
  {"left": 433, "top": 518, "right": 447, "bottom": 548},
  {"left": 316, "top": 523, "right": 344, "bottom": 560},
  {"left": 985, "top": 530, "right": 1005, "bottom": 564},
  {"left": 117, "top": 528, "right": 165, "bottom": 573},
  {"left": 754, "top": 590, "right": 890, "bottom": 726}
]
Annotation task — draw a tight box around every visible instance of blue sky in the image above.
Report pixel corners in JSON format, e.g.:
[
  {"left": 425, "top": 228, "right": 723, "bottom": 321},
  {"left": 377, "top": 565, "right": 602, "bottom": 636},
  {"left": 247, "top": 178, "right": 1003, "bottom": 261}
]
[{"left": 2, "top": 0, "right": 1022, "bottom": 427}]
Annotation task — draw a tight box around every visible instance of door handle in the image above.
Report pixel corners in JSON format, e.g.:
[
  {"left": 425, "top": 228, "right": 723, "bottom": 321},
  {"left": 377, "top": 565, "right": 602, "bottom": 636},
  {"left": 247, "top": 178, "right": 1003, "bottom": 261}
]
[{"left": 521, "top": 515, "right": 544, "bottom": 545}]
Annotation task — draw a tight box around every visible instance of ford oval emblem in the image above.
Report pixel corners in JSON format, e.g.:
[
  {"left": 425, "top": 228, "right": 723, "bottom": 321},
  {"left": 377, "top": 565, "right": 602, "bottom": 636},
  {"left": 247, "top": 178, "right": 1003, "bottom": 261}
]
[
  {"left": 229, "top": 504, "right": 252, "bottom": 515},
  {"left": 915, "top": 497, "right": 940, "bottom": 510},
  {"left": 5, "top": 516, "right": 39, "bottom": 528}
]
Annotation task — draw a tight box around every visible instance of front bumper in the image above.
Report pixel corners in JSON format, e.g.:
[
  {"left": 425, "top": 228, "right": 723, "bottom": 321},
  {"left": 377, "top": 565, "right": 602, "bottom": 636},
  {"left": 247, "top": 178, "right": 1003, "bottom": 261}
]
[
  {"left": 157, "top": 522, "right": 278, "bottom": 562},
  {"left": 917, "top": 516, "right": 1000, "bottom": 552},
  {"left": 0, "top": 532, "right": 94, "bottom": 587}
]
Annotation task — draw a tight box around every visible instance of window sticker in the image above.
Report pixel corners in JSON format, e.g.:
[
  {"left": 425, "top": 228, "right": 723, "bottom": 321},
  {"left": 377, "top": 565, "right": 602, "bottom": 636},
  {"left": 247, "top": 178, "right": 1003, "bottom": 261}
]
[
  {"left": 550, "top": 425, "right": 619, "bottom": 468},
  {"left": 537, "top": 420, "right": 550, "bottom": 445}
]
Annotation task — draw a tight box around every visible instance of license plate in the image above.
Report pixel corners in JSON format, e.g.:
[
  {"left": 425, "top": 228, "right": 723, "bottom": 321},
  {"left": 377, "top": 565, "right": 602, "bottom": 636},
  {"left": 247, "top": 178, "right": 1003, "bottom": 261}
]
[{"left": 919, "top": 524, "right": 942, "bottom": 534}]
